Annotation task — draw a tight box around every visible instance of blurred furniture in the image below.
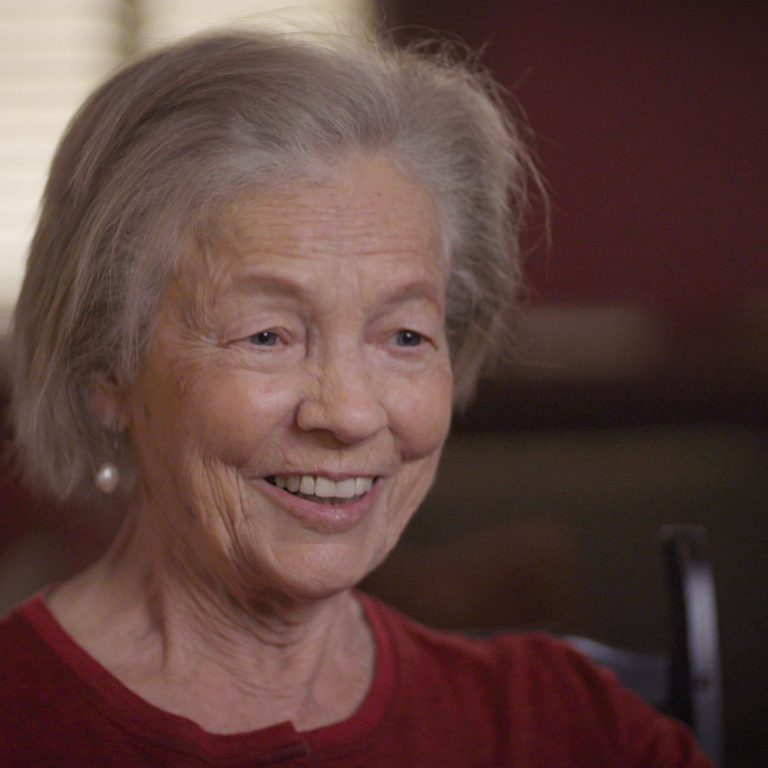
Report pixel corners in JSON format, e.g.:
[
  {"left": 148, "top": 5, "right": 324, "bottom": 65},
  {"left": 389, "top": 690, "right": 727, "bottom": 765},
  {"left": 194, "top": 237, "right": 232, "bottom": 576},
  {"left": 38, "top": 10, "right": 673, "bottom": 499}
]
[
  {"left": 361, "top": 518, "right": 583, "bottom": 632},
  {"left": 365, "top": 518, "right": 723, "bottom": 765},
  {"left": 663, "top": 524, "right": 723, "bottom": 765},
  {"left": 565, "top": 525, "right": 722, "bottom": 765}
]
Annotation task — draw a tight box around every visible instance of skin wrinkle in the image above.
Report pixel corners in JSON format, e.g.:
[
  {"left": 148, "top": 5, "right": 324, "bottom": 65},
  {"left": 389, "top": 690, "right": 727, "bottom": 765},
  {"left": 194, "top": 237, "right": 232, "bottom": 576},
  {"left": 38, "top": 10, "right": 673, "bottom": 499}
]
[
  {"left": 184, "top": 155, "right": 447, "bottom": 341},
  {"left": 47, "top": 155, "right": 452, "bottom": 734}
]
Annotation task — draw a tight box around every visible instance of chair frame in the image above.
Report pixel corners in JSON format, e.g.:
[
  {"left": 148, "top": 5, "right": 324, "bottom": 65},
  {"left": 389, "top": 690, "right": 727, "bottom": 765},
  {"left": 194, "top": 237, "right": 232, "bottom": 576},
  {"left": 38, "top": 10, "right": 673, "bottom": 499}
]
[
  {"left": 564, "top": 525, "right": 723, "bottom": 766},
  {"left": 661, "top": 524, "right": 723, "bottom": 765}
]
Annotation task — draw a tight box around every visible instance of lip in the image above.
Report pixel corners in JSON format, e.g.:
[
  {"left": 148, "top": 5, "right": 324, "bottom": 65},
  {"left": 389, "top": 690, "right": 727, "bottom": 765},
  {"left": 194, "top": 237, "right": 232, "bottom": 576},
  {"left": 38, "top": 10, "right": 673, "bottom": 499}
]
[{"left": 256, "top": 475, "right": 383, "bottom": 534}]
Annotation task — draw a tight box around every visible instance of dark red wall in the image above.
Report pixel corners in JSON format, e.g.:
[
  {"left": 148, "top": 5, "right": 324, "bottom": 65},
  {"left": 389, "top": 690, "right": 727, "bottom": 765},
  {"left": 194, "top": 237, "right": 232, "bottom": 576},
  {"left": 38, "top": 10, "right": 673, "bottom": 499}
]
[{"left": 390, "top": 0, "right": 768, "bottom": 384}]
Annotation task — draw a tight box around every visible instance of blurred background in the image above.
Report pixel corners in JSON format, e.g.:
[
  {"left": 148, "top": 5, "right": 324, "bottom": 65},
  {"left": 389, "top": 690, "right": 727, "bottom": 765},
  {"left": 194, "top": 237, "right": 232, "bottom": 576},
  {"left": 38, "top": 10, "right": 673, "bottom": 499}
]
[{"left": 1, "top": 0, "right": 766, "bottom": 765}]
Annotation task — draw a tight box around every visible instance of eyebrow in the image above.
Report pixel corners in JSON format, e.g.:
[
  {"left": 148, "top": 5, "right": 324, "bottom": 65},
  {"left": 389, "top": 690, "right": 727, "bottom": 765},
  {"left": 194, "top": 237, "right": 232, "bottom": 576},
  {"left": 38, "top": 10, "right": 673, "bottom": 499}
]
[
  {"left": 229, "top": 272, "right": 445, "bottom": 310},
  {"left": 230, "top": 275, "right": 308, "bottom": 299},
  {"left": 377, "top": 282, "right": 445, "bottom": 311}
]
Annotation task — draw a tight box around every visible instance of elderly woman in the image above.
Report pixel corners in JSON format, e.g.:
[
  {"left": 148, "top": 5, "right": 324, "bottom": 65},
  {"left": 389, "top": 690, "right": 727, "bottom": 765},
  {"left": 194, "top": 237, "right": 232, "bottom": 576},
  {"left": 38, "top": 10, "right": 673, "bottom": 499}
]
[{"left": 0, "top": 29, "right": 711, "bottom": 767}]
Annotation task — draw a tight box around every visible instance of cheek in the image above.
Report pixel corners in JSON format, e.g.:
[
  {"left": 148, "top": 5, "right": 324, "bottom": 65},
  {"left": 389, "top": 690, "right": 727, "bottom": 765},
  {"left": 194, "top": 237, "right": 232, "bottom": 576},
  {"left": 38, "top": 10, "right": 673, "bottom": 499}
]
[
  {"left": 133, "top": 360, "right": 303, "bottom": 473},
  {"left": 387, "top": 366, "right": 453, "bottom": 461},
  {"left": 185, "top": 370, "right": 303, "bottom": 464}
]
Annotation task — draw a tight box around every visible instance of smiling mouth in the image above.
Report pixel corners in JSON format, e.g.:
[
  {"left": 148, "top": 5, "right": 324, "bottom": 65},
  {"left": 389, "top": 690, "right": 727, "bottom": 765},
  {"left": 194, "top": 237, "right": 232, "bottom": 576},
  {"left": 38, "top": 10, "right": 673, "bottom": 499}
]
[{"left": 265, "top": 474, "right": 375, "bottom": 505}]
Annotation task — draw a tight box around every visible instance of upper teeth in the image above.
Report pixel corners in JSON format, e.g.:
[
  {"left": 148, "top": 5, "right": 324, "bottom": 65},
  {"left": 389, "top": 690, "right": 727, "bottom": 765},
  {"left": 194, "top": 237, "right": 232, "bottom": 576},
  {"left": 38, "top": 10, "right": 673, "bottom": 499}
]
[{"left": 273, "top": 475, "right": 373, "bottom": 498}]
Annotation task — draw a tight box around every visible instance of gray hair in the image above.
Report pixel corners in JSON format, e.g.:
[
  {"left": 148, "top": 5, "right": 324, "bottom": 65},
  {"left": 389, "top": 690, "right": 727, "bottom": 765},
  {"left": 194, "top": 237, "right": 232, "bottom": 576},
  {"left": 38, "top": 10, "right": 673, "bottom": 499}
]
[{"left": 12, "top": 27, "right": 540, "bottom": 501}]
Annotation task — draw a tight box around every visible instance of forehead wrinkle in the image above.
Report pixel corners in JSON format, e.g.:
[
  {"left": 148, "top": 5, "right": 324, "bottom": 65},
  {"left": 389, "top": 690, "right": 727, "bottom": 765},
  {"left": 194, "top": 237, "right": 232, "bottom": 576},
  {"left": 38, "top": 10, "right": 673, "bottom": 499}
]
[
  {"left": 226, "top": 203, "right": 433, "bottom": 265},
  {"left": 223, "top": 156, "right": 439, "bottom": 257},
  {"left": 178, "top": 156, "right": 447, "bottom": 326}
]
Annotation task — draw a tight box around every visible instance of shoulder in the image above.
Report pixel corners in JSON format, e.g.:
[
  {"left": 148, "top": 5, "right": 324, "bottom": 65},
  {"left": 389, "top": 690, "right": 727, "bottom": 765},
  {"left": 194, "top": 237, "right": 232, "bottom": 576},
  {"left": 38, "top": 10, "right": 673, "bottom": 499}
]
[
  {"left": 0, "top": 595, "right": 53, "bottom": 682},
  {"left": 0, "top": 597, "right": 64, "bottom": 757},
  {"left": 0, "top": 594, "right": 78, "bottom": 708},
  {"left": 0, "top": 594, "right": 102, "bottom": 755},
  {"left": 361, "top": 589, "right": 609, "bottom": 692},
  {"left": 359, "top": 593, "right": 713, "bottom": 767}
]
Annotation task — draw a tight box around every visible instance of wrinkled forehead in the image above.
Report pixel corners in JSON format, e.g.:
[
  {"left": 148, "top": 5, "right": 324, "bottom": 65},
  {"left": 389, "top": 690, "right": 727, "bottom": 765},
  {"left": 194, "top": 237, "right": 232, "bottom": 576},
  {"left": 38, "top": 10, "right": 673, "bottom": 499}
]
[{"left": 172, "top": 154, "right": 448, "bottom": 313}]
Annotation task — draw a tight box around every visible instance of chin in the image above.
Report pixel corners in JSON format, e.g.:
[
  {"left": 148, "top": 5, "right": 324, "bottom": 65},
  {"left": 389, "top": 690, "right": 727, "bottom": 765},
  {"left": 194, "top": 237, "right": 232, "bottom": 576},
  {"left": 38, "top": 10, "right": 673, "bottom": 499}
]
[
  {"left": 216, "top": 534, "right": 380, "bottom": 609},
  {"left": 276, "top": 542, "right": 382, "bottom": 601}
]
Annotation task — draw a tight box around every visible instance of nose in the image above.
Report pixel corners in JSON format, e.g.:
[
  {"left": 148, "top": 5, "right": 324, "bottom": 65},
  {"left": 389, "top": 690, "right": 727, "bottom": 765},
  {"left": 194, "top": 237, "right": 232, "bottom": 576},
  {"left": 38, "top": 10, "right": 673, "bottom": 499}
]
[{"left": 295, "top": 340, "right": 387, "bottom": 445}]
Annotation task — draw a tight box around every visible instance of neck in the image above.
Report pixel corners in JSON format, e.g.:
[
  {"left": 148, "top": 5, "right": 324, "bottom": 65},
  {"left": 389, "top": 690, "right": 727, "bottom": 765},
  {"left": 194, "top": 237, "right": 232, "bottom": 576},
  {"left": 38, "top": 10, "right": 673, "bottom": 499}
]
[{"left": 46, "top": 511, "right": 376, "bottom": 733}]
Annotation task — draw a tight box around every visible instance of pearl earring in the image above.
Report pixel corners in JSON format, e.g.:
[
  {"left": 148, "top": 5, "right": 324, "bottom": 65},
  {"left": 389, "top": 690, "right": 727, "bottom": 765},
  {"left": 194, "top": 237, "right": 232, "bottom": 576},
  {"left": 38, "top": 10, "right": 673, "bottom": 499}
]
[{"left": 95, "top": 422, "right": 120, "bottom": 494}]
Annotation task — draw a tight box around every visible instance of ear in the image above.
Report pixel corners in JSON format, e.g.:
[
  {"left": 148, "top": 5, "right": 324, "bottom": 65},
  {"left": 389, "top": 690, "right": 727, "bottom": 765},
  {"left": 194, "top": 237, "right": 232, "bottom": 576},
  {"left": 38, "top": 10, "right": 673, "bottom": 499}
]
[{"left": 90, "top": 373, "right": 130, "bottom": 431}]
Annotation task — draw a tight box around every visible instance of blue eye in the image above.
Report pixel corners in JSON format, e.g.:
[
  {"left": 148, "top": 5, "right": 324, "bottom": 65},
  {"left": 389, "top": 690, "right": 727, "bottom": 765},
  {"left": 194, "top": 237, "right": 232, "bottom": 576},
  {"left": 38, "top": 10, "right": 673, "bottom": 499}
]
[
  {"left": 394, "top": 329, "right": 423, "bottom": 347},
  {"left": 249, "top": 331, "right": 279, "bottom": 346}
]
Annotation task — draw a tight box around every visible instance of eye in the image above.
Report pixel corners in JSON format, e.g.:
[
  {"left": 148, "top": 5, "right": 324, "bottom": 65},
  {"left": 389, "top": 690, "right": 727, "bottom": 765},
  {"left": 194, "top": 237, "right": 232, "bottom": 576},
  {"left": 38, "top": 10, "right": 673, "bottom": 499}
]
[
  {"left": 394, "top": 329, "right": 423, "bottom": 347},
  {"left": 248, "top": 331, "right": 280, "bottom": 346}
]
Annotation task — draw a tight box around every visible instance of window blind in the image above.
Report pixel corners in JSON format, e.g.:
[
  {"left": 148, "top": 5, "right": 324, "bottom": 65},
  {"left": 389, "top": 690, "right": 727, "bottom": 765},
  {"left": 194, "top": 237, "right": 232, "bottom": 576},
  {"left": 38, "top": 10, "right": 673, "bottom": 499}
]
[
  {"left": 0, "top": 0, "right": 371, "bottom": 320},
  {"left": 0, "top": 0, "right": 124, "bottom": 315}
]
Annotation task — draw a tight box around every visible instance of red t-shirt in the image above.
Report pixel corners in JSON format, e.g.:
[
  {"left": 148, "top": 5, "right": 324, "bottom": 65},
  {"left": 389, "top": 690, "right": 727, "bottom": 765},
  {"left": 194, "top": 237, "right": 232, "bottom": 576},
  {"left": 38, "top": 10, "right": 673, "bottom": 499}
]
[{"left": 0, "top": 591, "right": 712, "bottom": 767}]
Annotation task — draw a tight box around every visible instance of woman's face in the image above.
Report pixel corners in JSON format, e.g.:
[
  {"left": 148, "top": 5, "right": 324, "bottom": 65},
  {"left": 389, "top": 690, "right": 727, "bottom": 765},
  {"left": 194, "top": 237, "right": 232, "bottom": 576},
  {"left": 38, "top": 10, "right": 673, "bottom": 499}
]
[{"left": 122, "top": 156, "right": 453, "bottom": 602}]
